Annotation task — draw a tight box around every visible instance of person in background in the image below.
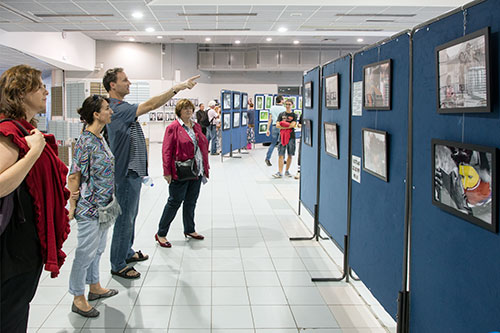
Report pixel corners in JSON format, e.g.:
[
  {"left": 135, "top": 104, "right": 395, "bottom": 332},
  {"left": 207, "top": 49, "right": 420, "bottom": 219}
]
[
  {"left": 214, "top": 104, "right": 222, "bottom": 154},
  {"left": 205, "top": 100, "right": 219, "bottom": 155},
  {"left": 295, "top": 112, "right": 302, "bottom": 179},
  {"left": 195, "top": 103, "right": 208, "bottom": 136},
  {"left": 246, "top": 98, "right": 255, "bottom": 150},
  {"left": 265, "top": 95, "right": 285, "bottom": 166},
  {"left": 0, "top": 65, "right": 70, "bottom": 332},
  {"left": 102, "top": 67, "right": 199, "bottom": 279},
  {"left": 155, "top": 99, "right": 209, "bottom": 247},
  {"left": 273, "top": 99, "right": 297, "bottom": 178},
  {"left": 67, "top": 95, "right": 119, "bottom": 318}
]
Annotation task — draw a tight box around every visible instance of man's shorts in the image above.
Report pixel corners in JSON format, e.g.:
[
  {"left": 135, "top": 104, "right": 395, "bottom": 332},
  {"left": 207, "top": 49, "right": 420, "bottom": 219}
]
[{"left": 278, "top": 139, "right": 296, "bottom": 156}]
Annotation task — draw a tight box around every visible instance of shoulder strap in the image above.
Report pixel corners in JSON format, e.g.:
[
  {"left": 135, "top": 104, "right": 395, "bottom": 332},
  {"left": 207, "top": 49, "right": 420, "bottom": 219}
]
[{"left": 0, "top": 118, "right": 30, "bottom": 136}]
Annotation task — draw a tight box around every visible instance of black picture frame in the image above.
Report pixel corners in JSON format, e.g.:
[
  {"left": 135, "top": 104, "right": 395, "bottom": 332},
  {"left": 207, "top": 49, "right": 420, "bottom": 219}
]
[
  {"left": 223, "top": 92, "right": 231, "bottom": 110},
  {"left": 233, "top": 92, "right": 241, "bottom": 109},
  {"left": 362, "top": 128, "right": 389, "bottom": 181},
  {"left": 303, "top": 119, "right": 312, "bottom": 146},
  {"left": 431, "top": 139, "right": 497, "bottom": 232},
  {"left": 304, "top": 81, "right": 313, "bottom": 109},
  {"left": 362, "top": 59, "right": 392, "bottom": 110},
  {"left": 241, "top": 111, "right": 248, "bottom": 126},
  {"left": 436, "top": 27, "right": 490, "bottom": 114},
  {"left": 223, "top": 112, "right": 231, "bottom": 130},
  {"left": 325, "top": 73, "right": 339, "bottom": 109},
  {"left": 241, "top": 93, "right": 248, "bottom": 110},
  {"left": 324, "top": 122, "right": 339, "bottom": 159},
  {"left": 233, "top": 112, "right": 240, "bottom": 128}
]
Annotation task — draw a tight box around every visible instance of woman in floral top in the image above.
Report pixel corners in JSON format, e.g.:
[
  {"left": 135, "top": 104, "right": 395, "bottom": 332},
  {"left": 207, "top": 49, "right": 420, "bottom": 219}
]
[{"left": 67, "top": 95, "right": 118, "bottom": 318}]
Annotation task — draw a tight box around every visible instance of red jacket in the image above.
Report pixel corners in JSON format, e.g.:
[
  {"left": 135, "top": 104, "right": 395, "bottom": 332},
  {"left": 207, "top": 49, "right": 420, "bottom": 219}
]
[{"left": 162, "top": 120, "right": 209, "bottom": 180}]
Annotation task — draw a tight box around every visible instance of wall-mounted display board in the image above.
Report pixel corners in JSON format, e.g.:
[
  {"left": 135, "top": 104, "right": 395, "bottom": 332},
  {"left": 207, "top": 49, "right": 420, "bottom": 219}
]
[
  {"left": 410, "top": 3, "right": 500, "bottom": 330},
  {"left": 350, "top": 33, "right": 409, "bottom": 320},
  {"left": 220, "top": 90, "right": 248, "bottom": 156}
]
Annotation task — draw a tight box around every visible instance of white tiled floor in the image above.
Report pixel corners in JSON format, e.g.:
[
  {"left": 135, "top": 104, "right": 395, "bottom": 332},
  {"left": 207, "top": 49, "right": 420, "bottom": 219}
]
[{"left": 28, "top": 142, "right": 396, "bottom": 332}]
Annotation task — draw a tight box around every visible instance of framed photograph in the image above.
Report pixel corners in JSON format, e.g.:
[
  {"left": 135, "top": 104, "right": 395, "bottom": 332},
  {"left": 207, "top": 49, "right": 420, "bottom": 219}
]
[
  {"left": 259, "top": 110, "right": 269, "bottom": 122},
  {"left": 298, "top": 96, "right": 303, "bottom": 109},
  {"left": 304, "top": 81, "right": 313, "bottom": 108},
  {"left": 303, "top": 119, "right": 312, "bottom": 146},
  {"left": 233, "top": 112, "right": 240, "bottom": 128},
  {"left": 256, "top": 95, "right": 264, "bottom": 110},
  {"left": 362, "top": 128, "right": 388, "bottom": 181},
  {"left": 265, "top": 95, "right": 273, "bottom": 109},
  {"left": 436, "top": 27, "right": 490, "bottom": 113},
  {"left": 242, "top": 93, "right": 248, "bottom": 110},
  {"left": 324, "top": 122, "right": 339, "bottom": 158},
  {"left": 223, "top": 92, "right": 231, "bottom": 110},
  {"left": 325, "top": 73, "right": 339, "bottom": 109},
  {"left": 290, "top": 96, "right": 297, "bottom": 109},
  {"left": 273, "top": 95, "right": 278, "bottom": 106},
  {"left": 432, "top": 139, "right": 497, "bottom": 232},
  {"left": 149, "top": 112, "right": 156, "bottom": 121},
  {"left": 363, "top": 59, "right": 391, "bottom": 110},
  {"left": 294, "top": 110, "right": 302, "bottom": 119},
  {"left": 223, "top": 112, "right": 231, "bottom": 130},
  {"left": 242, "top": 111, "right": 248, "bottom": 126},
  {"left": 156, "top": 111, "right": 164, "bottom": 121},
  {"left": 258, "top": 122, "right": 268, "bottom": 134},
  {"left": 233, "top": 92, "right": 241, "bottom": 109}
]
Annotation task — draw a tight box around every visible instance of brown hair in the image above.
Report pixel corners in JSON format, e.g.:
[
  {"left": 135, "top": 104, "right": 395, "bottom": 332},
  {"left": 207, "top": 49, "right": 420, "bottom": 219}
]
[
  {"left": 102, "top": 67, "right": 123, "bottom": 92},
  {"left": 174, "top": 99, "right": 195, "bottom": 118},
  {"left": 0, "top": 64, "right": 43, "bottom": 123}
]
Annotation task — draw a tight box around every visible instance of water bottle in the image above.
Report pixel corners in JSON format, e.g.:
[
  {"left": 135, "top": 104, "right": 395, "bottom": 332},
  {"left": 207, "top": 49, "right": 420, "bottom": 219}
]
[{"left": 142, "top": 176, "right": 154, "bottom": 187}]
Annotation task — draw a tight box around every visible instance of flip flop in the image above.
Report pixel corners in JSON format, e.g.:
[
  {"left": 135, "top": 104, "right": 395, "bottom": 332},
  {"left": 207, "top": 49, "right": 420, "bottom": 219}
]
[
  {"left": 111, "top": 266, "right": 141, "bottom": 279},
  {"left": 125, "top": 250, "right": 149, "bottom": 263}
]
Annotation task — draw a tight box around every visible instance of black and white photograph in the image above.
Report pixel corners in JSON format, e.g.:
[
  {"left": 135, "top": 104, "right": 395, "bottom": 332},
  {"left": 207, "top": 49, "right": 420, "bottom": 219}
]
[
  {"left": 233, "top": 112, "right": 240, "bottom": 128},
  {"left": 233, "top": 92, "right": 241, "bottom": 109},
  {"left": 303, "top": 119, "right": 312, "bottom": 146},
  {"left": 436, "top": 27, "right": 490, "bottom": 113},
  {"left": 363, "top": 59, "right": 391, "bottom": 110},
  {"left": 258, "top": 122, "right": 268, "bottom": 134},
  {"left": 432, "top": 139, "right": 497, "bottom": 232},
  {"left": 242, "top": 93, "right": 248, "bottom": 109},
  {"left": 362, "top": 128, "right": 388, "bottom": 181},
  {"left": 156, "top": 111, "right": 164, "bottom": 121},
  {"left": 325, "top": 73, "right": 339, "bottom": 109},
  {"left": 242, "top": 111, "right": 248, "bottom": 126},
  {"left": 324, "top": 122, "right": 339, "bottom": 158},
  {"left": 149, "top": 112, "right": 156, "bottom": 121},
  {"left": 256, "top": 95, "right": 264, "bottom": 110},
  {"left": 223, "top": 92, "right": 231, "bottom": 110},
  {"left": 223, "top": 112, "right": 231, "bottom": 130},
  {"left": 304, "top": 81, "right": 313, "bottom": 108}
]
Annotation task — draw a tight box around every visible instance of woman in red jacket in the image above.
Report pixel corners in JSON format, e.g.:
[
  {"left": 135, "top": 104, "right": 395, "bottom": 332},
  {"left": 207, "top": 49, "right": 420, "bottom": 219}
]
[{"left": 155, "top": 99, "right": 209, "bottom": 247}]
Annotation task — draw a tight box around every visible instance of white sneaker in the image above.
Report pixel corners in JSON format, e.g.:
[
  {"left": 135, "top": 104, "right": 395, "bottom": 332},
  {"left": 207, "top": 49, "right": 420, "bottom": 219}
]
[{"left": 272, "top": 172, "right": 283, "bottom": 178}]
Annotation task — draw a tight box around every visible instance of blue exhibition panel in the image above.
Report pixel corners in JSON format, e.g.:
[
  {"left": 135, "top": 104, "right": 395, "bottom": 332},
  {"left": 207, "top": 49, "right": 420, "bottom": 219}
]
[
  {"left": 410, "top": 1, "right": 500, "bottom": 331},
  {"left": 318, "top": 55, "right": 351, "bottom": 249},
  {"left": 254, "top": 94, "right": 271, "bottom": 144},
  {"left": 349, "top": 34, "right": 409, "bottom": 319},
  {"left": 221, "top": 90, "right": 232, "bottom": 156},
  {"left": 299, "top": 67, "right": 321, "bottom": 215}
]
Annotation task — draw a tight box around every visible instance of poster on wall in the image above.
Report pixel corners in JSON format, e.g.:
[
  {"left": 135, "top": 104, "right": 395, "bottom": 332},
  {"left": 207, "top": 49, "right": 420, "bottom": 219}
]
[
  {"left": 242, "top": 111, "right": 248, "bottom": 126},
  {"left": 223, "top": 113, "right": 231, "bottom": 130},
  {"left": 325, "top": 73, "right": 339, "bottom": 109},
  {"left": 324, "top": 122, "right": 339, "bottom": 158},
  {"left": 436, "top": 27, "right": 490, "bottom": 113},
  {"left": 352, "top": 81, "right": 363, "bottom": 116},
  {"left": 223, "top": 92, "right": 231, "bottom": 110},
  {"left": 363, "top": 59, "right": 391, "bottom": 110},
  {"left": 304, "top": 81, "right": 313, "bottom": 108},
  {"left": 352, "top": 155, "right": 361, "bottom": 183},
  {"left": 256, "top": 95, "right": 264, "bottom": 110},
  {"left": 233, "top": 92, "right": 241, "bottom": 109},
  {"left": 259, "top": 110, "right": 269, "bottom": 122},
  {"left": 242, "top": 93, "right": 248, "bottom": 109},
  {"left": 258, "top": 123, "right": 268, "bottom": 134},
  {"left": 303, "top": 119, "right": 312, "bottom": 146},
  {"left": 233, "top": 112, "right": 240, "bottom": 128},
  {"left": 432, "top": 139, "right": 497, "bottom": 232},
  {"left": 362, "top": 128, "right": 388, "bottom": 181},
  {"left": 265, "top": 95, "right": 273, "bottom": 109}
]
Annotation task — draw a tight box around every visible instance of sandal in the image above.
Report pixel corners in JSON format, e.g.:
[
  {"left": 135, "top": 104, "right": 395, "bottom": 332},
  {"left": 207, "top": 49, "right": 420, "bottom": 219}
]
[
  {"left": 125, "top": 250, "right": 149, "bottom": 263},
  {"left": 88, "top": 289, "right": 119, "bottom": 301},
  {"left": 111, "top": 266, "right": 141, "bottom": 279}
]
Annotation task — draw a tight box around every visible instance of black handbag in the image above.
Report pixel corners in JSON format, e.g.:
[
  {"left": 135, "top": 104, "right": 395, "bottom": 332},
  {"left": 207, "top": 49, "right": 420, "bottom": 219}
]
[{"left": 175, "top": 158, "right": 198, "bottom": 181}]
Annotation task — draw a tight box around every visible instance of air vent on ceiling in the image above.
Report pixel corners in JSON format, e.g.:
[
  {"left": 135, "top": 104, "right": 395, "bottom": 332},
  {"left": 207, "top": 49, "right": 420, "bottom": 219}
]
[
  {"left": 184, "top": 28, "right": 251, "bottom": 31},
  {"left": 178, "top": 13, "right": 257, "bottom": 17},
  {"left": 336, "top": 13, "right": 415, "bottom": 17},
  {"left": 35, "top": 14, "right": 114, "bottom": 17}
]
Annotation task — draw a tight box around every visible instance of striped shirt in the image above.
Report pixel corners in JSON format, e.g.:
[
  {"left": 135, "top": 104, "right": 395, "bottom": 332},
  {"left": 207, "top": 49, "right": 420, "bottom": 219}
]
[{"left": 128, "top": 121, "right": 148, "bottom": 177}]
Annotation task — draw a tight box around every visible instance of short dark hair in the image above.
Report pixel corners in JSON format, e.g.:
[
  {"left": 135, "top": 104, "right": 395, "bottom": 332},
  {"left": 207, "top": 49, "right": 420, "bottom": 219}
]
[
  {"left": 276, "top": 95, "right": 284, "bottom": 104},
  {"left": 78, "top": 95, "right": 109, "bottom": 126},
  {"left": 102, "top": 67, "right": 123, "bottom": 92},
  {"left": 175, "top": 99, "right": 195, "bottom": 118}
]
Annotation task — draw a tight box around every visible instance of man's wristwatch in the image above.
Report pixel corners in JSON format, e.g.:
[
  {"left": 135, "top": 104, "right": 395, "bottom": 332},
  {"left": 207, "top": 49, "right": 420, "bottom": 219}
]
[{"left": 172, "top": 88, "right": 178, "bottom": 95}]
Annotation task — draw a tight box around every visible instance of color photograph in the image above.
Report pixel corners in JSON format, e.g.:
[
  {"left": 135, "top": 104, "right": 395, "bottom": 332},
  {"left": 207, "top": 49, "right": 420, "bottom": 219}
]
[
  {"left": 363, "top": 60, "right": 391, "bottom": 110},
  {"left": 265, "top": 95, "right": 273, "bottom": 109},
  {"left": 259, "top": 110, "right": 269, "bottom": 122},
  {"left": 258, "top": 122, "right": 268, "bottom": 134},
  {"left": 256, "top": 95, "right": 264, "bottom": 110}
]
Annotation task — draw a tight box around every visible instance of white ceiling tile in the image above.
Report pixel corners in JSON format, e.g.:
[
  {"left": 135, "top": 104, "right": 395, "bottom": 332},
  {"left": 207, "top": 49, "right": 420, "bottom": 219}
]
[
  {"left": 217, "top": 6, "right": 253, "bottom": 13},
  {"left": 182, "top": 6, "right": 217, "bottom": 13}
]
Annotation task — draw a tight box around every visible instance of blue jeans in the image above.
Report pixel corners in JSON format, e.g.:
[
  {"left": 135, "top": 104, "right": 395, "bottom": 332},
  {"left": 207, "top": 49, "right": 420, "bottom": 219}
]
[
  {"left": 206, "top": 125, "right": 217, "bottom": 154},
  {"left": 265, "top": 124, "right": 280, "bottom": 160},
  {"left": 157, "top": 178, "right": 202, "bottom": 237},
  {"left": 110, "top": 171, "right": 142, "bottom": 272},
  {"left": 69, "top": 220, "right": 109, "bottom": 296}
]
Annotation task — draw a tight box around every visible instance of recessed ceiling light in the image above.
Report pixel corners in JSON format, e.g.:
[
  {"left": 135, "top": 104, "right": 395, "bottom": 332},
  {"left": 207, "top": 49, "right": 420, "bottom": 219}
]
[
  {"left": 266, "top": 37, "right": 272, "bottom": 42},
  {"left": 146, "top": 27, "right": 155, "bottom": 32},
  {"left": 293, "top": 40, "right": 300, "bottom": 45},
  {"left": 205, "top": 37, "right": 211, "bottom": 42},
  {"left": 132, "top": 12, "right": 143, "bottom": 19},
  {"left": 235, "top": 40, "right": 241, "bottom": 44},
  {"left": 157, "top": 36, "right": 163, "bottom": 39},
  {"left": 357, "top": 38, "right": 364, "bottom": 42},
  {"left": 278, "top": 27, "right": 287, "bottom": 33},
  {"left": 128, "top": 37, "right": 135, "bottom": 41}
]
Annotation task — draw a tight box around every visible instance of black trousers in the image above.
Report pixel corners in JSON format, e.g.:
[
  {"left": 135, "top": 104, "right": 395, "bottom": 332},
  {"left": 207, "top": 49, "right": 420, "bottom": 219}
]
[{"left": 0, "top": 262, "right": 43, "bottom": 333}]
